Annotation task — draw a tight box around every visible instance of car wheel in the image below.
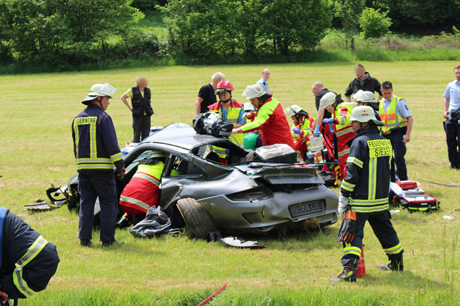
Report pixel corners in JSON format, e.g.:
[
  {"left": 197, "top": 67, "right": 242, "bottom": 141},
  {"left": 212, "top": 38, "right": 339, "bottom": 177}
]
[{"left": 176, "top": 198, "right": 218, "bottom": 239}]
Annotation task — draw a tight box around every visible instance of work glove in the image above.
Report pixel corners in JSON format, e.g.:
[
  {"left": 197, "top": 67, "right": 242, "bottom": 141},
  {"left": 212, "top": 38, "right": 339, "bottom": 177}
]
[
  {"left": 307, "top": 152, "right": 314, "bottom": 159},
  {"left": 116, "top": 167, "right": 125, "bottom": 179},
  {"left": 313, "top": 125, "right": 321, "bottom": 137},
  {"left": 323, "top": 118, "right": 336, "bottom": 124},
  {"left": 292, "top": 127, "right": 301, "bottom": 135},
  {"left": 338, "top": 194, "right": 349, "bottom": 218}
]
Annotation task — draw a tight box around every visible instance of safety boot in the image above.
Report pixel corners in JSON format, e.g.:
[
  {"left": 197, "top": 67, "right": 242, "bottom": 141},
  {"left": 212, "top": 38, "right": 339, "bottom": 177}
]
[
  {"left": 116, "top": 214, "right": 131, "bottom": 229},
  {"left": 80, "top": 239, "right": 92, "bottom": 247},
  {"left": 329, "top": 260, "right": 358, "bottom": 282},
  {"left": 380, "top": 255, "right": 404, "bottom": 271}
]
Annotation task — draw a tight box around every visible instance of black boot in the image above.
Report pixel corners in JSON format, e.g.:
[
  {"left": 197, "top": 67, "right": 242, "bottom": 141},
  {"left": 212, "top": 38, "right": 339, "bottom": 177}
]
[
  {"left": 330, "top": 260, "right": 358, "bottom": 282},
  {"left": 380, "top": 255, "right": 404, "bottom": 271},
  {"left": 116, "top": 214, "right": 131, "bottom": 229},
  {"left": 80, "top": 239, "right": 92, "bottom": 247}
]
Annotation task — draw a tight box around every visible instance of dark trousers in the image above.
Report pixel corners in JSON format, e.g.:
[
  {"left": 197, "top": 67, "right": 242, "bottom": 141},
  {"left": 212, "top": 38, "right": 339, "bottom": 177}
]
[
  {"left": 445, "top": 118, "right": 460, "bottom": 168},
  {"left": 78, "top": 171, "right": 118, "bottom": 242},
  {"left": 384, "top": 130, "right": 408, "bottom": 181},
  {"left": 133, "top": 115, "right": 151, "bottom": 143},
  {"left": 342, "top": 210, "right": 403, "bottom": 266}
]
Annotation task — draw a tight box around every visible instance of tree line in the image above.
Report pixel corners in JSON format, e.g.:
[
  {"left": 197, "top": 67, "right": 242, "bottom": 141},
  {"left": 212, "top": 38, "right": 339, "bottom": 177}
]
[{"left": 0, "top": 0, "right": 459, "bottom": 69}]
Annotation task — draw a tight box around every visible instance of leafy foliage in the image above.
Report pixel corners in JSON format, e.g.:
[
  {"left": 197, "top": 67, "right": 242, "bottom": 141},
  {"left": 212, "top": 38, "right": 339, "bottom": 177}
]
[{"left": 359, "top": 7, "right": 392, "bottom": 39}]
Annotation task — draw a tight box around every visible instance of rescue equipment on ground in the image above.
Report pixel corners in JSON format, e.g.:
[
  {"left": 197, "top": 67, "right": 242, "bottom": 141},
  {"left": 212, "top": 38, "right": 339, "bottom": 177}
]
[{"left": 390, "top": 181, "right": 440, "bottom": 212}]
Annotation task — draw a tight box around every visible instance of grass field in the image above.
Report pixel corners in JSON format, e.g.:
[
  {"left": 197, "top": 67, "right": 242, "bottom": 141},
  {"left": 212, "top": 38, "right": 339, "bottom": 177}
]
[{"left": 1, "top": 61, "right": 459, "bottom": 305}]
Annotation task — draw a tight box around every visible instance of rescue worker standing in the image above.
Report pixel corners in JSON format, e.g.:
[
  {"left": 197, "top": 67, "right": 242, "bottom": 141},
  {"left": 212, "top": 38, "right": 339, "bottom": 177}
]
[
  {"left": 72, "top": 83, "right": 125, "bottom": 247},
  {"left": 331, "top": 106, "right": 404, "bottom": 282},
  {"left": 314, "top": 92, "right": 355, "bottom": 180},
  {"left": 208, "top": 79, "right": 246, "bottom": 147},
  {"left": 345, "top": 64, "right": 383, "bottom": 102},
  {"left": 443, "top": 65, "right": 460, "bottom": 170},
  {"left": 0, "top": 207, "right": 60, "bottom": 304},
  {"left": 232, "top": 84, "right": 294, "bottom": 149},
  {"left": 121, "top": 77, "right": 154, "bottom": 143},
  {"left": 379, "top": 81, "right": 413, "bottom": 181},
  {"left": 284, "top": 105, "right": 316, "bottom": 160}
]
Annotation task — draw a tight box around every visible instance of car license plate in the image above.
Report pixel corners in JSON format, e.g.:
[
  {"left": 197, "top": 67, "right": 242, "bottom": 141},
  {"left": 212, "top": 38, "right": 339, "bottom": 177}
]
[{"left": 289, "top": 201, "right": 325, "bottom": 217}]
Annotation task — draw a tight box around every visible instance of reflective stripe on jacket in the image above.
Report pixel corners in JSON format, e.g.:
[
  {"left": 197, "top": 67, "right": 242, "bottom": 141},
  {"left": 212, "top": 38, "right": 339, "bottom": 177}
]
[
  {"left": 72, "top": 104, "right": 124, "bottom": 172},
  {"left": 379, "top": 96, "right": 407, "bottom": 134},
  {"left": 340, "top": 126, "right": 392, "bottom": 213},
  {"left": 208, "top": 100, "right": 245, "bottom": 146},
  {"left": 292, "top": 115, "right": 315, "bottom": 146}
]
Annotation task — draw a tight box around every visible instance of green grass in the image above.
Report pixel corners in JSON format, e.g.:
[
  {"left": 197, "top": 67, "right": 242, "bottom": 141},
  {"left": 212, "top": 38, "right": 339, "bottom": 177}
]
[{"left": 1, "top": 61, "right": 460, "bottom": 305}]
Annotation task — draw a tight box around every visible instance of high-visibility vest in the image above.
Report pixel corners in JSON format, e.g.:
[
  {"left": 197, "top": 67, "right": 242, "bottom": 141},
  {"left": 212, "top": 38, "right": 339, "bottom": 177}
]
[
  {"left": 291, "top": 115, "right": 315, "bottom": 147},
  {"left": 334, "top": 102, "right": 355, "bottom": 139},
  {"left": 208, "top": 100, "right": 245, "bottom": 158},
  {"left": 0, "top": 207, "right": 49, "bottom": 297},
  {"left": 120, "top": 163, "right": 163, "bottom": 213},
  {"left": 379, "top": 96, "right": 407, "bottom": 134}
]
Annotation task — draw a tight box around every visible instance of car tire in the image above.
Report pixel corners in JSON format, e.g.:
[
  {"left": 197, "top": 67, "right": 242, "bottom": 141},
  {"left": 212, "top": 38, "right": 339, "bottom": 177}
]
[{"left": 176, "top": 198, "right": 218, "bottom": 239}]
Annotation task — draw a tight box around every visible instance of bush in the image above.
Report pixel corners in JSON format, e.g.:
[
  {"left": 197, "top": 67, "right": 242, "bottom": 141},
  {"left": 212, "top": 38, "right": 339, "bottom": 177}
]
[{"left": 359, "top": 8, "right": 392, "bottom": 39}]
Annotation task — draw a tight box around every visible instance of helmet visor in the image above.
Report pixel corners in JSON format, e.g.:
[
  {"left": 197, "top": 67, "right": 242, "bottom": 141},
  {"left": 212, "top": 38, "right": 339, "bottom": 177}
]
[{"left": 215, "top": 88, "right": 230, "bottom": 95}]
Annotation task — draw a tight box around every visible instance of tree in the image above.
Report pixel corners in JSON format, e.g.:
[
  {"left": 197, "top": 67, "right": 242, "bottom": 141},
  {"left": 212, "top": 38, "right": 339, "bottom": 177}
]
[
  {"left": 334, "top": 0, "right": 365, "bottom": 49},
  {"left": 359, "top": 8, "right": 392, "bottom": 39}
]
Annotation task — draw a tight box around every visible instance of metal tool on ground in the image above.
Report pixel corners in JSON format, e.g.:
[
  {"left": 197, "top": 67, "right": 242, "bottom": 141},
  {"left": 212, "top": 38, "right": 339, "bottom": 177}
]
[{"left": 24, "top": 199, "right": 60, "bottom": 212}]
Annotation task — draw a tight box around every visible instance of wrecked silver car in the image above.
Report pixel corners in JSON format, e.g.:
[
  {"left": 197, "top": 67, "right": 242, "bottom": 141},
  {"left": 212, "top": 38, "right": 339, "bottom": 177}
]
[{"left": 51, "top": 123, "right": 338, "bottom": 239}]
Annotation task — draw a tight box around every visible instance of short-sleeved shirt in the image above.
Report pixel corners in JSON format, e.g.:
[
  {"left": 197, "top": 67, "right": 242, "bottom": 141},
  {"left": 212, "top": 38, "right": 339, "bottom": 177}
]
[
  {"left": 123, "top": 88, "right": 144, "bottom": 99},
  {"left": 443, "top": 80, "right": 460, "bottom": 112},
  {"left": 382, "top": 96, "right": 412, "bottom": 118},
  {"left": 256, "top": 78, "right": 269, "bottom": 93},
  {"left": 198, "top": 84, "right": 217, "bottom": 113}
]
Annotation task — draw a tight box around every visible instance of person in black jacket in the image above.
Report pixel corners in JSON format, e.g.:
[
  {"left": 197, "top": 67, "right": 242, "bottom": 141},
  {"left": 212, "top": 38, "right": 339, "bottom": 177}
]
[
  {"left": 330, "top": 106, "right": 403, "bottom": 282},
  {"left": 73, "top": 83, "right": 125, "bottom": 247},
  {"left": 345, "top": 64, "right": 383, "bottom": 102},
  {"left": 121, "top": 77, "right": 154, "bottom": 143},
  {"left": 194, "top": 72, "right": 225, "bottom": 115},
  {"left": 0, "top": 207, "right": 59, "bottom": 305},
  {"left": 311, "top": 81, "right": 333, "bottom": 119}
]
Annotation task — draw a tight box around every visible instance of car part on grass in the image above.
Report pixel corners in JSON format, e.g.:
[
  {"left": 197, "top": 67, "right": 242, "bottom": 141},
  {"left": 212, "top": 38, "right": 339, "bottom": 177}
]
[
  {"left": 177, "top": 198, "right": 218, "bottom": 239},
  {"left": 198, "top": 282, "right": 227, "bottom": 306},
  {"left": 221, "top": 236, "right": 266, "bottom": 249},
  {"left": 24, "top": 199, "right": 60, "bottom": 212}
]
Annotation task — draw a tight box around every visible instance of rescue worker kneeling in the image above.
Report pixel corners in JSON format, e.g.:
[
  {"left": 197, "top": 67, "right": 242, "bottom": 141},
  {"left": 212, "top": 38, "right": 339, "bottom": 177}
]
[
  {"left": 330, "top": 106, "right": 404, "bottom": 282},
  {"left": 284, "top": 105, "right": 315, "bottom": 161},
  {"left": 118, "top": 152, "right": 177, "bottom": 227}
]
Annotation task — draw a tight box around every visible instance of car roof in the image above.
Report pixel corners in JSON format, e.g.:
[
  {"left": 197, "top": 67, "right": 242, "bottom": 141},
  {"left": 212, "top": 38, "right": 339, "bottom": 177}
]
[{"left": 141, "top": 123, "right": 232, "bottom": 150}]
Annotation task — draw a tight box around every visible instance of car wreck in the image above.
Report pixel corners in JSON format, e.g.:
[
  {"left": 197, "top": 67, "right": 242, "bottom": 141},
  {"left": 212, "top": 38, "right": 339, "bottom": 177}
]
[{"left": 48, "top": 123, "right": 339, "bottom": 239}]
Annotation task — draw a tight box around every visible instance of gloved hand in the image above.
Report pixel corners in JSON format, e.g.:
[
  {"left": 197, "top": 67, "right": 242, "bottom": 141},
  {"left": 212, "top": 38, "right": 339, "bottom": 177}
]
[
  {"left": 116, "top": 167, "right": 125, "bottom": 179},
  {"left": 292, "top": 127, "right": 301, "bottom": 134},
  {"left": 323, "top": 118, "right": 336, "bottom": 124},
  {"left": 307, "top": 152, "right": 314, "bottom": 159},
  {"left": 338, "top": 194, "right": 349, "bottom": 218},
  {"left": 313, "top": 125, "right": 321, "bottom": 137}
]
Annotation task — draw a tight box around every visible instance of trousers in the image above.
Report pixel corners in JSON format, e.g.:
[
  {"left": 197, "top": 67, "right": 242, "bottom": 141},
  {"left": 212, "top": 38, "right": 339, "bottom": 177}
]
[
  {"left": 78, "top": 171, "right": 118, "bottom": 242},
  {"left": 444, "top": 118, "right": 460, "bottom": 168},
  {"left": 133, "top": 115, "right": 151, "bottom": 143},
  {"left": 384, "top": 129, "right": 408, "bottom": 181},
  {"left": 342, "top": 210, "right": 403, "bottom": 266}
]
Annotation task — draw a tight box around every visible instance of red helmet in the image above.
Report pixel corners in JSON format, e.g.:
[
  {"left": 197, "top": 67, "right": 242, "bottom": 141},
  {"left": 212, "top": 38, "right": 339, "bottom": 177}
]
[{"left": 215, "top": 79, "right": 234, "bottom": 95}]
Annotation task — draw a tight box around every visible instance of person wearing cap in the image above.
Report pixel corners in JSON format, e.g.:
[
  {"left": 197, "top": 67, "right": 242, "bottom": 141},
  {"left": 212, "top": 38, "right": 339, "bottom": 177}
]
[
  {"left": 314, "top": 92, "right": 356, "bottom": 180},
  {"left": 121, "top": 77, "right": 154, "bottom": 143},
  {"left": 284, "top": 105, "right": 316, "bottom": 160},
  {"left": 208, "top": 79, "right": 246, "bottom": 147},
  {"left": 242, "top": 102, "right": 263, "bottom": 151},
  {"left": 72, "top": 83, "right": 125, "bottom": 247},
  {"left": 232, "top": 84, "right": 294, "bottom": 149},
  {"left": 353, "top": 90, "right": 381, "bottom": 120},
  {"left": 330, "top": 106, "right": 403, "bottom": 282},
  {"left": 345, "top": 64, "right": 383, "bottom": 102},
  {"left": 379, "top": 81, "right": 413, "bottom": 181},
  {"left": 117, "top": 152, "right": 178, "bottom": 228},
  {"left": 195, "top": 72, "right": 225, "bottom": 115},
  {"left": 256, "top": 68, "right": 273, "bottom": 95}
]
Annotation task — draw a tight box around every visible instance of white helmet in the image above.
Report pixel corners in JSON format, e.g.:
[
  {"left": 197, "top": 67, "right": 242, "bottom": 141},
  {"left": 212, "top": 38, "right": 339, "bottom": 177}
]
[
  {"left": 244, "top": 102, "right": 255, "bottom": 112},
  {"left": 350, "top": 106, "right": 384, "bottom": 126},
  {"left": 319, "top": 92, "right": 340, "bottom": 109},
  {"left": 82, "top": 83, "right": 117, "bottom": 104},
  {"left": 284, "top": 105, "right": 303, "bottom": 117},
  {"left": 242, "top": 84, "right": 266, "bottom": 99},
  {"left": 353, "top": 90, "right": 377, "bottom": 103}
]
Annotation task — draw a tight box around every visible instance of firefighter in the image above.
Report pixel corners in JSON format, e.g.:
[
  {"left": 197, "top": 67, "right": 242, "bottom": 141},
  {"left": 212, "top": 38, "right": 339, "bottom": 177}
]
[
  {"left": 72, "top": 83, "right": 125, "bottom": 247},
  {"left": 0, "top": 207, "right": 60, "bottom": 305},
  {"left": 330, "top": 106, "right": 404, "bottom": 282},
  {"left": 242, "top": 102, "right": 263, "bottom": 151},
  {"left": 121, "top": 77, "right": 154, "bottom": 143},
  {"left": 208, "top": 79, "right": 246, "bottom": 161},
  {"left": 118, "top": 152, "right": 178, "bottom": 227},
  {"left": 284, "top": 105, "right": 316, "bottom": 160},
  {"left": 314, "top": 92, "right": 356, "bottom": 180},
  {"left": 232, "top": 84, "right": 294, "bottom": 149},
  {"left": 353, "top": 90, "right": 381, "bottom": 120},
  {"left": 379, "top": 81, "right": 413, "bottom": 181}
]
